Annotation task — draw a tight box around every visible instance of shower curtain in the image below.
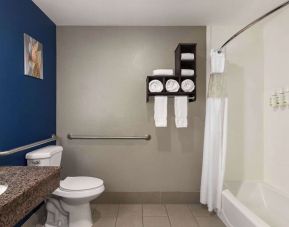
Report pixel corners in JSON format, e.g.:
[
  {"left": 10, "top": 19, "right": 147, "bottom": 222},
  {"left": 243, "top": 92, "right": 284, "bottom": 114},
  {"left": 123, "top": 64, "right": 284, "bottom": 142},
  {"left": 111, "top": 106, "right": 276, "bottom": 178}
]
[{"left": 200, "top": 74, "right": 228, "bottom": 212}]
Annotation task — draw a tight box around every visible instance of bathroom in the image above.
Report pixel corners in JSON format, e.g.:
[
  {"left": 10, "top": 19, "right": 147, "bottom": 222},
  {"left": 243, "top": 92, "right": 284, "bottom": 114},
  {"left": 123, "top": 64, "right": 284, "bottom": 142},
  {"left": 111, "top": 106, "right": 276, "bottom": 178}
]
[{"left": 0, "top": 0, "right": 289, "bottom": 226}]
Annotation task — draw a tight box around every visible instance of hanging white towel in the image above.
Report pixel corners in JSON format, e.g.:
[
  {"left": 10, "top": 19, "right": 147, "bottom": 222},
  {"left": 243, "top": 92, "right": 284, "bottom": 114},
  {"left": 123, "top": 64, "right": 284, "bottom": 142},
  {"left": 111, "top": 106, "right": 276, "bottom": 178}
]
[
  {"left": 181, "top": 79, "right": 195, "bottom": 92},
  {"left": 181, "top": 69, "right": 195, "bottom": 76},
  {"left": 211, "top": 49, "right": 225, "bottom": 74},
  {"left": 154, "top": 96, "right": 167, "bottom": 127},
  {"left": 153, "top": 69, "right": 174, "bottom": 76},
  {"left": 166, "top": 79, "right": 180, "bottom": 92},
  {"left": 174, "top": 96, "right": 188, "bottom": 128},
  {"left": 149, "top": 80, "right": 163, "bottom": 92},
  {"left": 181, "top": 53, "right": 195, "bottom": 61}
]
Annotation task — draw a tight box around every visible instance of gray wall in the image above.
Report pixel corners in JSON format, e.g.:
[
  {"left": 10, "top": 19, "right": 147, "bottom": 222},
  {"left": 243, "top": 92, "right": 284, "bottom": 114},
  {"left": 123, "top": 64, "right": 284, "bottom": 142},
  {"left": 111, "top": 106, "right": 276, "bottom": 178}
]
[{"left": 57, "top": 27, "right": 206, "bottom": 193}]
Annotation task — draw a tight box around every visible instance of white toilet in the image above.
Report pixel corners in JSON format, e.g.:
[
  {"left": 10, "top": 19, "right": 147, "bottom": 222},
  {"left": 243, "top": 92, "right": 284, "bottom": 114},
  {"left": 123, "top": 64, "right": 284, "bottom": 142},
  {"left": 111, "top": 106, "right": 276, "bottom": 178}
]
[{"left": 26, "top": 145, "right": 105, "bottom": 227}]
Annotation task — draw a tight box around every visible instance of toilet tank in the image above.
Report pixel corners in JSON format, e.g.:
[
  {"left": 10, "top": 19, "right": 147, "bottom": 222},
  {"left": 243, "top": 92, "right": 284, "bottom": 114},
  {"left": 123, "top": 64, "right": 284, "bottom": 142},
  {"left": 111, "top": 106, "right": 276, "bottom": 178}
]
[{"left": 26, "top": 145, "right": 63, "bottom": 166}]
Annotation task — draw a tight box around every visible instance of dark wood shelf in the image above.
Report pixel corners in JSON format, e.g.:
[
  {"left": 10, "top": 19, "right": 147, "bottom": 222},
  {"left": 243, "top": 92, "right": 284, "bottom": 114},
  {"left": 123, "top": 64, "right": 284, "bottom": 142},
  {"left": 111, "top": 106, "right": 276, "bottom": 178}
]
[{"left": 146, "top": 43, "right": 197, "bottom": 103}]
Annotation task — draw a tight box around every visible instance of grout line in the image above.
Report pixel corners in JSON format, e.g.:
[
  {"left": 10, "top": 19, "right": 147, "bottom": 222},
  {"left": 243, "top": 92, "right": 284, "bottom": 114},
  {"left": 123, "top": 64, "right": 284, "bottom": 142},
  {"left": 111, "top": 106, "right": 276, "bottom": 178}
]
[
  {"left": 114, "top": 203, "right": 120, "bottom": 227},
  {"left": 141, "top": 204, "right": 144, "bottom": 227},
  {"left": 164, "top": 204, "right": 172, "bottom": 227},
  {"left": 187, "top": 204, "right": 200, "bottom": 227}
]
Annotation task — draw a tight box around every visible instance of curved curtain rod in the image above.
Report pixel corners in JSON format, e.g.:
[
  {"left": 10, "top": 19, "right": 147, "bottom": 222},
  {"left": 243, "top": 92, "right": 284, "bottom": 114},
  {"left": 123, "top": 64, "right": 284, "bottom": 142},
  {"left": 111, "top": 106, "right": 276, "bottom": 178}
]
[{"left": 218, "top": 0, "right": 289, "bottom": 52}]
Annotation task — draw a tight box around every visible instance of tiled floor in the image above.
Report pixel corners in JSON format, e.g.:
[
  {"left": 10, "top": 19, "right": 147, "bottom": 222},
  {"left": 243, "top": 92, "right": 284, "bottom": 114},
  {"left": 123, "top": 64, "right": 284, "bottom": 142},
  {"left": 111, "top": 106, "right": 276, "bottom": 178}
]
[{"left": 92, "top": 204, "right": 226, "bottom": 227}]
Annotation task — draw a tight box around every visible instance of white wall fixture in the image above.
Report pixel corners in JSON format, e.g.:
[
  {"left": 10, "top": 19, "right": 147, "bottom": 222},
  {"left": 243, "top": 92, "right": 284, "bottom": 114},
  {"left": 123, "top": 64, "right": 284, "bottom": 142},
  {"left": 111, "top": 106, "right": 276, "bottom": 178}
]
[
  {"left": 269, "top": 92, "right": 278, "bottom": 108},
  {"left": 269, "top": 88, "right": 289, "bottom": 109}
]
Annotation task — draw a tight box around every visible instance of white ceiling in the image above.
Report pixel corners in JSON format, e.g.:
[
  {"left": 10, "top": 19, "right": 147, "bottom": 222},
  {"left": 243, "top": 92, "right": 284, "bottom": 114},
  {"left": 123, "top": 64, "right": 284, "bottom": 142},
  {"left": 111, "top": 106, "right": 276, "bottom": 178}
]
[{"left": 33, "top": 0, "right": 286, "bottom": 26}]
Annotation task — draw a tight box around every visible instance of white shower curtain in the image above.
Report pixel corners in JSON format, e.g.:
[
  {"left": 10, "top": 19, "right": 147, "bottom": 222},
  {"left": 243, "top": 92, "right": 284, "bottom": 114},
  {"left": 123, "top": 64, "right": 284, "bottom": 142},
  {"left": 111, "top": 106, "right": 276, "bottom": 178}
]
[{"left": 200, "top": 74, "right": 228, "bottom": 212}]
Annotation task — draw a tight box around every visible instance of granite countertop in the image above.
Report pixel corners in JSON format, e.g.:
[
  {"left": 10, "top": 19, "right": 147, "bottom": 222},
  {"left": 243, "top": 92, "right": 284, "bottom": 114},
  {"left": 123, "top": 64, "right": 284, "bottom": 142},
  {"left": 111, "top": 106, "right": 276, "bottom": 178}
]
[{"left": 0, "top": 166, "right": 60, "bottom": 227}]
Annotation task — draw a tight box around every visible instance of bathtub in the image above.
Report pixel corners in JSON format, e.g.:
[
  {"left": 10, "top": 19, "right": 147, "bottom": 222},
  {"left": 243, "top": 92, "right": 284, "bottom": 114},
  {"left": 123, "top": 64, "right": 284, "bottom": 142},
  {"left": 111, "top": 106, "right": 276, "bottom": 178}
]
[{"left": 219, "top": 181, "right": 289, "bottom": 227}]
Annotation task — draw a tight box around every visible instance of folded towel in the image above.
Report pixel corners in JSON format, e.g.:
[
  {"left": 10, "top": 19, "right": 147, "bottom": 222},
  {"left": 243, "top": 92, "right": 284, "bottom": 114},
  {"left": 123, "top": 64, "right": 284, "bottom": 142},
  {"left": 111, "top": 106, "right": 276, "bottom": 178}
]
[
  {"left": 153, "top": 69, "right": 174, "bottom": 76},
  {"left": 174, "top": 96, "right": 188, "bottom": 128},
  {"left": 181, "top": 69, "right": 195, "bottom": 76},
  {"left": 154, "top": 96, "right": 167, "bottom": 127},
  {"left": 149, "top": 80, "right": 163, "bottom": 93},
  {"left": 181, "top": 53, "right": 195, "bottom": 60},
  {"left": 181, "top": 79, "right": 195, "bottom": 92},
  {"left": 166, "top": 79, "right": 180, "bottom": 92},
  {"left": 211, "top": 49, "right": 225, "bottom": 74}
]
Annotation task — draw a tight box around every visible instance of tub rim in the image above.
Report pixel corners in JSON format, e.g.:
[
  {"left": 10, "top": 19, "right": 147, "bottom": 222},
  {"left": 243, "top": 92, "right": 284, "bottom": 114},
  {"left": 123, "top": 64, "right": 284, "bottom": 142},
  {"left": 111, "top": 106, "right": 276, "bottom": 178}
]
[{"left": 221, "top": 188, "right": 271, "bottom": 227}]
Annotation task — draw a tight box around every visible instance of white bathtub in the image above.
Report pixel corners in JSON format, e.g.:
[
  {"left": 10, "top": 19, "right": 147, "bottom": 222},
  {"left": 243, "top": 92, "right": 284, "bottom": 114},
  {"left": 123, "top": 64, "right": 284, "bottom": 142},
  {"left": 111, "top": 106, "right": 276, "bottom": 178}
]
[{"left": 219, "top": 181, "right": 289, "bottom": 227}]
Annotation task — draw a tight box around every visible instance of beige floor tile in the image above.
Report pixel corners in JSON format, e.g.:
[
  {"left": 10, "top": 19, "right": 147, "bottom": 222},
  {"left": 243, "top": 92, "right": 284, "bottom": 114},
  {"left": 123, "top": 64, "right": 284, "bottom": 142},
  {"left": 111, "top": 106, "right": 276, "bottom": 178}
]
[
  {"left": 169, "top": 215, "right": 198, "bottom": 227},
  {"left": 118, "top": 204, "right": 142, "bottom": 217},
  {"left": 166, "top": 204, "right": 198, "bottom": 227},
  {"left": 143, "top": 217, "right": 171, "bottom": 227},
  {"left": 196, "top": 216, "right": 226, "bottom": 227},
  {"left": 93, "top": 217, "right": 116, "bottom": 227},
  {"left": 166, "top": 204, "right": 192, "bottom": 216},
  {"left": 188, "top": 204, "right": 212, "bottom": 217},
  {"left": 92, "top": 204, "right": 119, "bottom": 218},
  {"left": 116, "top": 215, "right": 143, "bottom": 227},
  {"left": 143, "top": 204, "right": 167, "bottom": 217}
]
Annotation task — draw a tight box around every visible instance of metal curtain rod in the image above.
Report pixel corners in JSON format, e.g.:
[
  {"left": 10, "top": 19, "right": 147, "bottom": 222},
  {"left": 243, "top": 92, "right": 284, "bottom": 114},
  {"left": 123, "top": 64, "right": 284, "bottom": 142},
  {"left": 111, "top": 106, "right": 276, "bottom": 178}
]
[
  {"left": 218, "top": 0, "right": 289, "bottom": 52},
  {"left": 67, "top": 134, "right": 151, "bottom": 141},
  {"left": 0, "top": 135, "right": 57, "bottom": 157}
]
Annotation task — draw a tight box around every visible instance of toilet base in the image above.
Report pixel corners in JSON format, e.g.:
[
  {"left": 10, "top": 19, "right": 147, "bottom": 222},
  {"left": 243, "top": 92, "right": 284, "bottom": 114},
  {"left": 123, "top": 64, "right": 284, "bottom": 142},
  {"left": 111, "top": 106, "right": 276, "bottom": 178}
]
[{"left": 60, "top": 201, "right": 93, "bottom": 227}]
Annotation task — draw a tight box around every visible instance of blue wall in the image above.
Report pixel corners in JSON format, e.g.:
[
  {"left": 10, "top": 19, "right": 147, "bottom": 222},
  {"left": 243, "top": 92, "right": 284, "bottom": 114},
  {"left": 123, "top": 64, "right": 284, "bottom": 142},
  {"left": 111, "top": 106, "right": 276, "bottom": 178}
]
[{"left": 0, "top": 0, "right": 56, "bottom": 166}]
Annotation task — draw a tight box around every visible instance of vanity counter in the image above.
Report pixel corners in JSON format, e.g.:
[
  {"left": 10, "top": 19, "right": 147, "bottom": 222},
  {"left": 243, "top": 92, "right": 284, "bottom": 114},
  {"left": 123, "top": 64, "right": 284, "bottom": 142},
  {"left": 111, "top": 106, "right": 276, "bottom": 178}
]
[{"left": 0, "top": 166, "right": 60, "bottom": 227}]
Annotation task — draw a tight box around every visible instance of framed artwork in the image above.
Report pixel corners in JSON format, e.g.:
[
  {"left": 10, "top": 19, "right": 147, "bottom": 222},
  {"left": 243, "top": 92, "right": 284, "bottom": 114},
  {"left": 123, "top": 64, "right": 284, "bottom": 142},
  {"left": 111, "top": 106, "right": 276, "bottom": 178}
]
[{"left": 24, "top": 33, "right": 43, "bottom": 79}]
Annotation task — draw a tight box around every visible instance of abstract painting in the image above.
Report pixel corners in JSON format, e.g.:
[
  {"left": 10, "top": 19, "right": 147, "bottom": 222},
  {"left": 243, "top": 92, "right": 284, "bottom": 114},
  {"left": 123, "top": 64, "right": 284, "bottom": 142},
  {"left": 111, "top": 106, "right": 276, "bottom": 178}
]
[{"left": 24, "top": 33, "right": 43, "bottom": 79}]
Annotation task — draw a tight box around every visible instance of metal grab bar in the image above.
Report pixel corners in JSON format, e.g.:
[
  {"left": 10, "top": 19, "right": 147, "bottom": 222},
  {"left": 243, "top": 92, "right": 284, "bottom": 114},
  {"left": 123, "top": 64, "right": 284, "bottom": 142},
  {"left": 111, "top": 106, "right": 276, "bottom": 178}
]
[
  {"left": 67, "top": 134, "right": 151, "bottom": 141},
  {"left": 0, "top": 135, "right": 57, "bottom": 157}
]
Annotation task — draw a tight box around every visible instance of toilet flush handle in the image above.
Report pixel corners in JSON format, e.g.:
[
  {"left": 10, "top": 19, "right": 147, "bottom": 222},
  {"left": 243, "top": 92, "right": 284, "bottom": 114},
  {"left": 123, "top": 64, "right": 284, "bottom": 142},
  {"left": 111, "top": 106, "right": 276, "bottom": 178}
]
[{"left": 31, "top": 160, "right": 40, "bottom": 165}]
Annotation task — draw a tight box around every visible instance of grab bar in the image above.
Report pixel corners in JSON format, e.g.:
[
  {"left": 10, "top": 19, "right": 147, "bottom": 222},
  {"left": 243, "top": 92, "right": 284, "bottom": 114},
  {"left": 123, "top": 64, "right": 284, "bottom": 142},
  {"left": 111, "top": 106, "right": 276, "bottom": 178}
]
[
  {"left": 67, "top": 134, "right": 151, "bottom": 141},
  {"left": 0, "top": 135, "right": 57, "bottom": 157}
]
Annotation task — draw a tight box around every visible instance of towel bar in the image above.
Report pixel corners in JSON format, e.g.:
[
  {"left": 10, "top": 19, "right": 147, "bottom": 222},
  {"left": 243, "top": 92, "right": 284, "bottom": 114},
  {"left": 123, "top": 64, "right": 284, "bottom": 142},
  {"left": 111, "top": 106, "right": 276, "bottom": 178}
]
[
  {"left": 67, "top": 134, "right": 151, "bottom": 141},
  {"left": 0, "top": 135, "right": 57, "bottom": 157}
]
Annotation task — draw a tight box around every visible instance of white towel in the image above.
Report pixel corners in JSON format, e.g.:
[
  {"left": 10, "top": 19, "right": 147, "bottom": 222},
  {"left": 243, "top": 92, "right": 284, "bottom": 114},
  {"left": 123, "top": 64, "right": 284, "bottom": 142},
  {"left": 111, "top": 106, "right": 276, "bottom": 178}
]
[
  {"left": 181, "top": 69, "right": 195, "bottom": 76},
  {"left": 181, "top": 79, "right": 195, "bottom": 92},
  {"left": 153, "top": 69, "right": 174, "bottom": 76},
  {"left": 181, "top": 53, "right": 195, "bottom": 60},
  {"left": 149, "top": 80, "right": 163, "bottom": 92},
  {"left": 154, "top": 96, "right": 167, "bottom": 127},
  {"left": 174, "top": 96, "right": 188, "bottom": 128},
  {"left": 165, "top": 79, "right": 180, "bottom": 92},
  {"left": 211, "top": 49, "right": 225, "bottom": 74}
]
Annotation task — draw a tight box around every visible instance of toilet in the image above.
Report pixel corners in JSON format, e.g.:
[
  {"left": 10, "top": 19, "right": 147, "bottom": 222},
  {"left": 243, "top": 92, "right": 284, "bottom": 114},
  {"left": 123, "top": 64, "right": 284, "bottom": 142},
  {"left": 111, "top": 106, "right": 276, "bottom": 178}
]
[{"left": 26, "top": 145, "right": 105, "bottom": 227}]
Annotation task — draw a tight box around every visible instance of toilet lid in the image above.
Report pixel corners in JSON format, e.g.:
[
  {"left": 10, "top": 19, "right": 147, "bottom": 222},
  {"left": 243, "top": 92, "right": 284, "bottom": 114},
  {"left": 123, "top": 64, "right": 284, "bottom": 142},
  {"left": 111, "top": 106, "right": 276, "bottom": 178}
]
[{"left": 60, "top": 177, "right": 103, "bottom": 191}]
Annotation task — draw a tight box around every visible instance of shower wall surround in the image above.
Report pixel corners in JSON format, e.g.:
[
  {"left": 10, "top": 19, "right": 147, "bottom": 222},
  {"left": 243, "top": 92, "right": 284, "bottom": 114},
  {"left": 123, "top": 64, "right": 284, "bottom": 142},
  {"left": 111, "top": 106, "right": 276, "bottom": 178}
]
[
  {"left": 208, "top": 8, "right": 289, "bottom": 195},
  {"left": 0, "top": 0, "right": 56, "bottom": 166},
  {"left": 263, "top": 8, "right": 289, "bottom": 194},
  {"left": 207, "top": 25, "right": 265, "bottom": 182},
  {"left": 57, "top": 27, "right": 206, "bottom": 201}
]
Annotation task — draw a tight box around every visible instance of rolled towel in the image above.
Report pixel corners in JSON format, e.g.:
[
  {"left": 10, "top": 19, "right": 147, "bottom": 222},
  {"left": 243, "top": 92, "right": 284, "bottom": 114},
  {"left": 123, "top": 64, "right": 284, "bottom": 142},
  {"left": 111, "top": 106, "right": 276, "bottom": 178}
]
[
  {"left": 154, "top": 96, "right": 167, "bottom": 127},
  {"left": 149, "top": 80, "right": 163, "bottom": 92},
  {"left": 153, "top": 69, "right": 174, "bottom": 76},
  {"left": 166, "top": 79, "right": 180, "bottom": 92},
  {"left": 181, "top": 79, "right": 195, "bottom": 92},
  {"left": 175, "top": 96, "right": 188, "bottom": 128},
  {"left": 181, "top": 69, "right": 195, "bottom": 76},
  {"left": 181, "top": 53, "right": 195, "bottom": 60}
]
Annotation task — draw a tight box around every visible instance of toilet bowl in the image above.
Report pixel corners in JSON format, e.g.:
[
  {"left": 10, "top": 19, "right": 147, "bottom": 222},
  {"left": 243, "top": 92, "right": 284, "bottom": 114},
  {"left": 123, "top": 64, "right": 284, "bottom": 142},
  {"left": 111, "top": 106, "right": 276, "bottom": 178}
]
[
  {"left": 52, "top": 176, "right": 105, "bottom": 227},
  {"left": 25, "top": 146, "right": 105, "bottom": 227}
]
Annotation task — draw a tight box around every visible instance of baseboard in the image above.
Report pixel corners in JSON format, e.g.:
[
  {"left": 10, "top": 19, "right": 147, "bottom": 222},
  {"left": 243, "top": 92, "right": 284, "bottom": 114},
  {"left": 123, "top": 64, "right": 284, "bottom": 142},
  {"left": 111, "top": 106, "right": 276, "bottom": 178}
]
[{"left": 92, "top": 192, "right": 200, "bottom": 204}]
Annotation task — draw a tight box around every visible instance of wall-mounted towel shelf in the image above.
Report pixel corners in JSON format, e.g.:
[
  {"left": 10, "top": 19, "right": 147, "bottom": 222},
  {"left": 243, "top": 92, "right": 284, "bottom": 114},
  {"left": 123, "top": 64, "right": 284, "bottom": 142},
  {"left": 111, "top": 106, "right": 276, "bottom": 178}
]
[
  {"left": 67, "top": 134, "right": 151, "bottom": 141},
  {"left": 146, "top": 75, "right": 196, "bottom": 102},
  {"left": 0, "top": 135, "right": 57, "bottom": 156},
  {"left": 146, "top": 43, "right": 197, "bottom": 102}
]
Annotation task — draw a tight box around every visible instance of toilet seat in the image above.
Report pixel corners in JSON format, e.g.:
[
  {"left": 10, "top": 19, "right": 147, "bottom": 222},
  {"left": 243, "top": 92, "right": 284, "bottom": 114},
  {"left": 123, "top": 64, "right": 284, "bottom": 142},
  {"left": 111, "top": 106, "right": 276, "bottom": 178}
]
[
  {"left": 60, "top": 177, "right": 104, "bottom": 191},
  {"left": 53, "top": 176, "right": 105, "bottom": 199}
]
